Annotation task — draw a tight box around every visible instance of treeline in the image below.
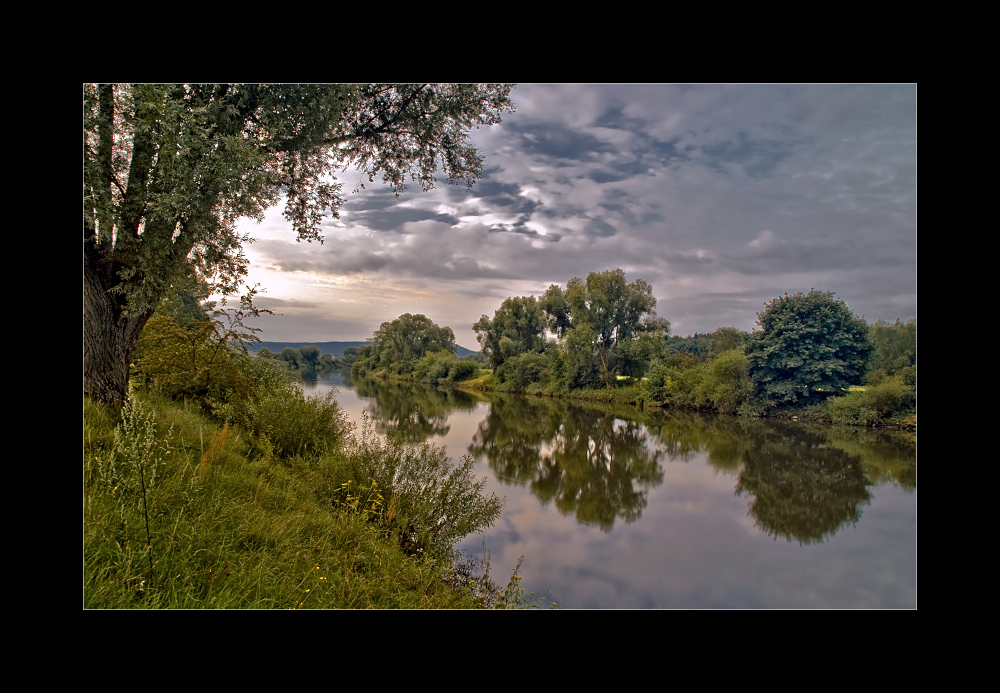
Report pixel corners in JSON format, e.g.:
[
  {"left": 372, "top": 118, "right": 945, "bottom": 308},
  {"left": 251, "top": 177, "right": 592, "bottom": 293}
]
[
  {"left": 345, "top": 268, "right": 916, "bottom": 427},
  {"left": 256, "top": 345, "right": 365, "bottom": 380}
]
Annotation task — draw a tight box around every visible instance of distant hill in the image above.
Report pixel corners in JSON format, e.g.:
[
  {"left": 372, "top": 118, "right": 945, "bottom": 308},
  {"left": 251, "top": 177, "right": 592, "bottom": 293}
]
[{"left": 251, "top": 341, "right": 478, "bottom": 358}]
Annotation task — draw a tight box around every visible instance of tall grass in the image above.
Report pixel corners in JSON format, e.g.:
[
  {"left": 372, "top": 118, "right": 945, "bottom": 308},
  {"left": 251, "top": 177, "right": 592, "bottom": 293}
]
[{"left": 84, "top": 390, "right": 534, "bottom": 608}]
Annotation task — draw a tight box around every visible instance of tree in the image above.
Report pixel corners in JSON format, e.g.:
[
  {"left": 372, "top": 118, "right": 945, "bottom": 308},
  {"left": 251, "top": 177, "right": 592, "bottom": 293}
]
[
  {"left": 664, "top": 332, "right": 711, "bottom": 361},
  {"left": 367, "top": 313, "right": 456, "bottom": 375},
  {"left": 547, "top": 269, "right": 669, "bottom": 388},
  {"left": 472, "top": 295, "right": 547, "bottom": 370},
  {"left": 746, "top": 290, "right": 872, "bottom": 406},
  {"left": 85, "top": 83, "right": 515, "bottom": 405},
  {"left": 708, "top": 327, "right": 749, "bottom": 360},
  {"left": 865, "top": 318, "right": 916, "bottom": 383}
]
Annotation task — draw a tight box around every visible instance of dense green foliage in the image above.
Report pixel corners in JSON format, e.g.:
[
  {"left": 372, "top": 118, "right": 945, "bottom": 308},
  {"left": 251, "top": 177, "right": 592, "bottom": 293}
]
[
  {"left": 746, "top": 290, "right": 873, "bottom": 407},
  {"left": 411, "top": 350, "right": 480, "bottom": 385},
  {"left": 131, "top": 286, "right": 269, "bottom": 408},
  {"left": 708, "top": 327, "right": 750, "bottom": 360},
  {"left": 865, "top": 318, "right": 916, "bottom": 384},
  {"left": 460, "top": 281, "right": 911, "bottom": 426},
  {"left": 353, "top": 314, "right": 457, "bottom": 377},
  {"left": 84, "top": 83, "right": 515, "bottom": 405},
  {"left": 664, "top": 332, "right": 712, "bottom": 360},
  {"left": 826, "top": 374, "right": 916, "bottom": 426},
  {"left": 559, "top": 269, "right": 670, "bottom": 388},
  {"left": 473, "top": 269, "right": 670, "bottom": 393},
  {"left": 473, "top": 296, "right": 547, "bottom": 370}
]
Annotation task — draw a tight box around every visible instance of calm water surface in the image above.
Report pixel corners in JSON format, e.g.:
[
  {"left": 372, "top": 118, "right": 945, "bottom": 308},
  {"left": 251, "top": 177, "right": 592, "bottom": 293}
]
[{"left": 304, "top": 372, "right": 916, "bottom": 609}]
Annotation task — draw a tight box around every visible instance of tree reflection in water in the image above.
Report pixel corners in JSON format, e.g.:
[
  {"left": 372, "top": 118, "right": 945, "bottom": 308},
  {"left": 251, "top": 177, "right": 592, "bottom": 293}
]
[
  {"left": 353, "top": 377, "right": 478, "bottom": 442},
  {"left": 470, "top": 396, "right": 664, "bottom": 531},
  {"left": 352, "top": 378, "right": 914, "bottom": 542}
]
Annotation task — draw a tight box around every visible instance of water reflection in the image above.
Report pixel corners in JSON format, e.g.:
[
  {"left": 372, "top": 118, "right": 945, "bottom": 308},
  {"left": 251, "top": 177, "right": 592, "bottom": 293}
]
[
  {"left": 352, "top": 377, "right": 480, "bottom": 442},
  {"left": 730, "top": 421, "right": 872, "bottom": 544},
  {"left": 470, "top": 396, "right": 665, "bottom": 530},
  {"left": 346, "top": 377, "right": 915, "bottom": 545}
]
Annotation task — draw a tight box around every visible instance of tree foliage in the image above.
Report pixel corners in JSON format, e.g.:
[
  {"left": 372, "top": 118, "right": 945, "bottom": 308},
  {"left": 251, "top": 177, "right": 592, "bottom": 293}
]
[
  {"left": 546, "top": 269, "right": 669, "bottom": 388},
  {"left": 131, "top": 289, "right": 270, "bottom": 407},
  {"left": 865, "top": 318, "right": 916, "bottom": 383},
  {"left": 746, "top": 290, "right": 872, "bottom": 407},
  {"left": 473, "top": 295, "right": 547, "bottom": 370},
  {"left": 359, "top": 314, "right": 456, "bottom": 376},
  {"left": 84, "top": 83, "right": 515, "bottom": 404},
  {"left": 708, "top": 327, "right": 749, "bottom": 360}
]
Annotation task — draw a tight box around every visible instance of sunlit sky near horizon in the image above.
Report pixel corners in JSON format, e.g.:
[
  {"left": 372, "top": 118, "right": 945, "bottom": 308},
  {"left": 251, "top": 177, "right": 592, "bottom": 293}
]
[{"left": 233, "top": 84, "right": 916, "bottom": 351}]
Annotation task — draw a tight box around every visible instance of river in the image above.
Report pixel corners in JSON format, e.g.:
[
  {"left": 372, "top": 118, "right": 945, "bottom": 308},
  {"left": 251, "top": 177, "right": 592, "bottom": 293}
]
[{"left": 303, "top": 371, "right": 916, "bottom": 609}]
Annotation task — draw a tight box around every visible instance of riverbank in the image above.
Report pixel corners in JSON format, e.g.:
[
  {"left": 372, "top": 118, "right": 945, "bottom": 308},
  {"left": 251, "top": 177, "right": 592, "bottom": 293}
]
[
  {"left": 84, "top": 391, "right": 544, "bottom": 608},
  {"left": 438, "top": 370, "right": 916, "bottom": 431}
]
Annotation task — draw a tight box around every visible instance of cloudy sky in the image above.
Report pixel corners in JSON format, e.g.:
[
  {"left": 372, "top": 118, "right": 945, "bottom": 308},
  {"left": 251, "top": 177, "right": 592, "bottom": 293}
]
[{"left": 235, "top": 84, "right": 916, "bottom": 351}]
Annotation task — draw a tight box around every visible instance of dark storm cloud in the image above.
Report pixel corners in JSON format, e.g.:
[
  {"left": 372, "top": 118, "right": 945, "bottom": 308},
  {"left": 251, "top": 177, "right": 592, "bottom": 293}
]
[
  {"left": 347, "top": 207, "right": 459, "bottom": 232},
  {"left": 504, "top": 118, "right": 617, "bottom": 163}
]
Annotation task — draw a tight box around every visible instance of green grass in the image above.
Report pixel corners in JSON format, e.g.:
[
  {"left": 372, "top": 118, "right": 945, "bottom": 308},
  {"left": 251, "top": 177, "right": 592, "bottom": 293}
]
[{"left": 84, "top": 391, "right": 541, "bottom": 609}]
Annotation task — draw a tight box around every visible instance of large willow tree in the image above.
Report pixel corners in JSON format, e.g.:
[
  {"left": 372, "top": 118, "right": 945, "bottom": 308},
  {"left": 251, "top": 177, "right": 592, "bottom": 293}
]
[{"left": 84, "top": 84, "right": 515, "bottom": 404}]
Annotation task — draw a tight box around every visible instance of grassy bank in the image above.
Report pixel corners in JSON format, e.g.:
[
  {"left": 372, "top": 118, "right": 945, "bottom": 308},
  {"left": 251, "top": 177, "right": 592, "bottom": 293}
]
[
  {"left": 447, "top": 370, "right": 916, "bottom": 430},
  {"left": 83, "top": 391, "right": 545, "bottom": 609}
]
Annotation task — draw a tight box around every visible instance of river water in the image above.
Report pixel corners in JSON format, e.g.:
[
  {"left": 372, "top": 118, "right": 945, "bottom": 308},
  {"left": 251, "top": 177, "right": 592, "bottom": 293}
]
[{"left": 304, "top": 371, "right": 916, "bottom": 609}]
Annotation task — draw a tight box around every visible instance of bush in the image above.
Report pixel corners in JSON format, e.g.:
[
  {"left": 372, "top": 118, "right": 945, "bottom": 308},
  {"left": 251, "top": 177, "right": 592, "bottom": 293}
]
[
  {"left": 219, "top": 369, "right": 348, "bottom": 459},
  {"left": 331, "top": 415, "right": 504, "bottom": 559},
  {"left": 132, "top": 317, "right": 248, "bottom": 406},
  {"left": 827, "top": 375, "right": 915, "bottom": 425},
  {"left": 642, "top": 360, "right": 712, "bottom": 408},
  {"left": 705, "top": 350, "right": 755, "bottom": 414},
  {"left": 448, "top": 360, "right": 480, "bottom": 383},
  {"left": 496, "top": 352, "right": 550, "bottom": 389},
  {"left": 412, "top": 351, "right": 482, "bottom": 385}
]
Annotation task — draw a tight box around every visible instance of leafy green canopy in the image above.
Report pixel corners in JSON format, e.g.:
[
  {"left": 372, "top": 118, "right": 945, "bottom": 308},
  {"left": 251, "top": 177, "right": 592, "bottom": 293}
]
[
  {"left": 84, "top": 84, "right": 515, "bottom": 314},
  {"left": 362, "top": 313, "right": 456, "bottom": 376},
  {"left": 84, "top": 84, "right": 514, "bottom": 405},
  {"left": 746, "top": 290, "right": 872, "bottom": 406},
  {"left": 865, "top": 318, "right": 916, "bottom": 383},
  {"left": 548, "top": 269, "right": 670, "bottom": 389},
  {"left": 473, "top": 295, "right": 547, "bottom": 370}
]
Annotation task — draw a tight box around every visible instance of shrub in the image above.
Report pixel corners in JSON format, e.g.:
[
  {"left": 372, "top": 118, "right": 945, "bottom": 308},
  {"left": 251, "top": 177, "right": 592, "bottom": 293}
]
[
  {"left": 496, "top": 352, "right": 550, "bottom": 389},
  {"left": 132, "top": 317, "right": 248, "bottom": 405},
  {"left": 332, "top": 415, "right": 504, "bottom": 559},
  {"left": 411, "top": 351, "right": 482, "bottom": 385},
  {"left": 448, "top": 360, "right": 480, "bottom": 383},
  {"left": 642, "top": 359, "right": 712, "bottom": 408},
  {"left": 827, "top": 375, "right": 914, "bottom": 425},
  {"left": 219, "top": 373, "right": 348, "bottom": 459},
  {"left": 705, "top": 350, "right": 755, "bottom": 414}
]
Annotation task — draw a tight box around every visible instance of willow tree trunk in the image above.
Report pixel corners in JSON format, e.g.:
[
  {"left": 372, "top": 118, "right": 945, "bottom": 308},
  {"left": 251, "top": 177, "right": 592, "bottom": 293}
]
[{"left": 84, "top": 237, "right": 154, "bottom": 406}]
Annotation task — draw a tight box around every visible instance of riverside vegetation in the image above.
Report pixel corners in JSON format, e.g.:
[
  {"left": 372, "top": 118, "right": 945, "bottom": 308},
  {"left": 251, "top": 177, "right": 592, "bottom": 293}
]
[
  {"left": 84, "top": 286, "right": 554, "bottom": 609},
  {"left": 348, "top": 274, "right": 915, "bottom": 430}
]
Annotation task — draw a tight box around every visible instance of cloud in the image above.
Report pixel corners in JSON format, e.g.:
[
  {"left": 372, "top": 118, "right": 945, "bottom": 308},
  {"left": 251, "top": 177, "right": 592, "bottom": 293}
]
[{"left": 237, "top": 84, "right": 915, "bottom": 345}]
